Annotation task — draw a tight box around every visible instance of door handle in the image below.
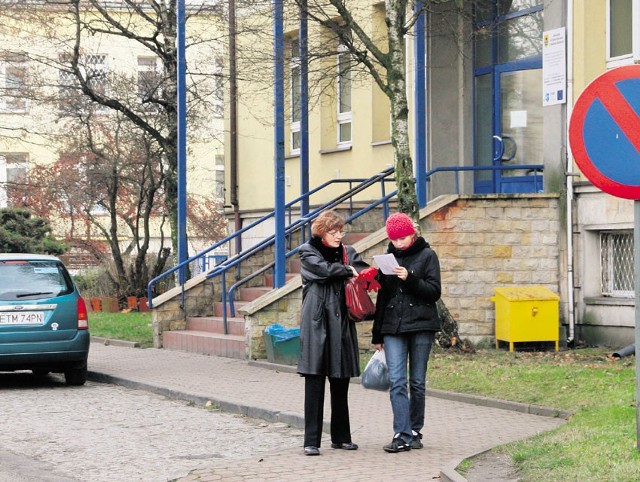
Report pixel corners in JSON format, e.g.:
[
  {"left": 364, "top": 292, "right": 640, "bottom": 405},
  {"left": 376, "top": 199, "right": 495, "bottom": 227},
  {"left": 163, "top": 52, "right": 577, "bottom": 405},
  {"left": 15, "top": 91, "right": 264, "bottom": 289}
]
[{"left": 492, "top": 135, "right": 504, "bottom": 162}]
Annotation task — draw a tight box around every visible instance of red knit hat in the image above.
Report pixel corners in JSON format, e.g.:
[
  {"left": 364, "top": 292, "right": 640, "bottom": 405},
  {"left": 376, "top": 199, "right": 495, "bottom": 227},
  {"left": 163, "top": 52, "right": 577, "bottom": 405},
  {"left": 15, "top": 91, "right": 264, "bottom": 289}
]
[{"left": 385, "top": 213, "right": 416, "bottom": 240}]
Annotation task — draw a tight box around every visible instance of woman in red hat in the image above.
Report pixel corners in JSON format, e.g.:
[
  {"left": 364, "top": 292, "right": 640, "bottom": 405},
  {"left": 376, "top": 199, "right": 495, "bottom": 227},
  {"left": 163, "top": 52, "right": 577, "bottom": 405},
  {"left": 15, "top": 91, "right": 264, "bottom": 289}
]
[{"left": 372, "top": 212, "right": 442, "bottom": 453}]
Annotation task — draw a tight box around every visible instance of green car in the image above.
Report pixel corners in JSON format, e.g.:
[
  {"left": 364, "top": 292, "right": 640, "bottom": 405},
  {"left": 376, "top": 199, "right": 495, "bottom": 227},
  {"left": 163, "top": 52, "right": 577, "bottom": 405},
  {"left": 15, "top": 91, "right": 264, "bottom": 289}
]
[{"left": 0, "top": 254, "right": 90, "bottom": 386}]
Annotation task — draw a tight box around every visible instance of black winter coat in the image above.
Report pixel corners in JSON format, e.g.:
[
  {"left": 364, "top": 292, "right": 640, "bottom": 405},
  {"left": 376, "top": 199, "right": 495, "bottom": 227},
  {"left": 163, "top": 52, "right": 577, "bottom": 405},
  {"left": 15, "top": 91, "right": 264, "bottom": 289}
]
[
  {"left": 371, "top": 237, "right": 441, "bottom": 345},
  {"left": 296, "top": 238, "right": 369, "bottom": 378}
]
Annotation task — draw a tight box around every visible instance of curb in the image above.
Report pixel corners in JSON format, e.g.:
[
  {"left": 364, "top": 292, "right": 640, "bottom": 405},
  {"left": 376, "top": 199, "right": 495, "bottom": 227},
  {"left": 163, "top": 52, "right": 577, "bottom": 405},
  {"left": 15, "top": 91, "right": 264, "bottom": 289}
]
[
  {"left": 86, "top": 370, "right": 306, "bottom": 431},
  {"left": 89, "top": 360, "right": 570, "bottom": 482},
  {"left": 90, "top": 337, "right": 140, "bottom": 349},
  {"left": 249, "top": 360, "right": 571, "bottom": 420}
]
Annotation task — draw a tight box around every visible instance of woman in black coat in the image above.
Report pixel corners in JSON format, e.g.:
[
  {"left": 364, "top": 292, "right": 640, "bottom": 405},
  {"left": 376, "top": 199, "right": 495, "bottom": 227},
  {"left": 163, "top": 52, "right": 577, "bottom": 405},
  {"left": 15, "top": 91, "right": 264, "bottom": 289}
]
[
  {"left": 297, "top": 210, "right": 369, "bottom": 456},
  {"left": 372, "top": 212, "right": 441, "bottom": 453}
]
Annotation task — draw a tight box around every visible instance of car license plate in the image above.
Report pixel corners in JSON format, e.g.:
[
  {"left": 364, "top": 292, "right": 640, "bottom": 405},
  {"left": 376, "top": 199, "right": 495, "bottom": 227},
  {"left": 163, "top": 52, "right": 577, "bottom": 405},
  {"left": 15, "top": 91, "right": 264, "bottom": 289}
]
[{"left": 0, "top": 311, "right": 44, "bottom": 325}]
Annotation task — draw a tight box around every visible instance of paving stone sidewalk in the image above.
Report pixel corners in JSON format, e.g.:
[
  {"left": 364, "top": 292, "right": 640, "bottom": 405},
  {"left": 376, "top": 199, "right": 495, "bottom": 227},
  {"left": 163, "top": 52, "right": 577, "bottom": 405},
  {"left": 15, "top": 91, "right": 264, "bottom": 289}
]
[{"left": 88, "top": 342, "right": 566, "bottom": 481}]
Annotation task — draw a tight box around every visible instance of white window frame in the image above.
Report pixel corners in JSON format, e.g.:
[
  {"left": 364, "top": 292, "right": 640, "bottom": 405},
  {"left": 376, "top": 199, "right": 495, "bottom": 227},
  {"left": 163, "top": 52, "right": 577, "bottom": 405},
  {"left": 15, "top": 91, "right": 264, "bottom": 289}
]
[
  {"left": 137, "top": 56, "right": 162, "bottom": 111},
  {"left": 0, "top": 53, "right": 28, "bottom": 113},
  {"left": 336, "top": 44, "right": 352, "bottom": 147},
  {"left": 213, "top": 56, "right": 224, "bottom": 119},
  {"left": 606, "top": 0, "right": 640, "bottom": 68},
  {"left": 0, "top": 153, "right": 28, "bottom": 208},
  {"left": 290, "top": 39, "right": 301, "bottom": 155}
]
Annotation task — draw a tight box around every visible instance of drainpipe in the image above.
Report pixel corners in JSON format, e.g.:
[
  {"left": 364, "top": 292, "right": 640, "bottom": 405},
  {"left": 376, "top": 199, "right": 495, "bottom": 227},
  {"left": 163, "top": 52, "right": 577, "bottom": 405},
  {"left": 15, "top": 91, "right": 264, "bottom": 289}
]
[
  {"left": 565, "top": 0, "right": 575, "bottom": 346},
  {"left": 414, "top": 0, "right": 427, "bottom": 207},
  {"left": 300, "top": 1, "right": 309, "bottom": 218},
  {"left": 229, "top": 0, "right": 241, "bottom": 244}
]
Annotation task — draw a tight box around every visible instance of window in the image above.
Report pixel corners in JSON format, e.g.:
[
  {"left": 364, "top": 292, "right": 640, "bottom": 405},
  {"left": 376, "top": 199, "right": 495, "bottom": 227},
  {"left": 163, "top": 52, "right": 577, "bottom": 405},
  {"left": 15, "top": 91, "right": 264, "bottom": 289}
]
[
  {"left": 58, "top": 53, "right": 108, "bottom": 111},
  {"left": 0, "top": 153, "right": 28, "bottom": 208},
  {"left": 213, "top": 56, "right": 224, "bottom": 118},
  {"left": 84, "top": 54, "right": 108, "bottom": 96},
  {"left": 137, "top": 56, "right": 162, "bottom": 111},
  {"left": 337, "top": 44, "right": 352, "bottom": 146},
  {"left": 214, "top": 154, "right": 225, "bottom": 201},
  {"left": 607, "top": 0, "right": 640, "bottom": 64},
  {"left": 289, "top": 38, "right": 301, "bottom": 154},
  {"left": 600, "top": 230, "right": 634, "bottom": 297},
  {"left": 0, "top": 53, "right": 28, "bottom": 113}
]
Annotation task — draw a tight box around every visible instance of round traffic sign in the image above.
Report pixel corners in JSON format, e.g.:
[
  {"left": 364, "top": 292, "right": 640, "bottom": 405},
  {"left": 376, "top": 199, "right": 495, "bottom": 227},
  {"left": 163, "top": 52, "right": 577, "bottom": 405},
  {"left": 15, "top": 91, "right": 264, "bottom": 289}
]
[{"left": 569, "top": 65, "right": 640, "bottom": 199}]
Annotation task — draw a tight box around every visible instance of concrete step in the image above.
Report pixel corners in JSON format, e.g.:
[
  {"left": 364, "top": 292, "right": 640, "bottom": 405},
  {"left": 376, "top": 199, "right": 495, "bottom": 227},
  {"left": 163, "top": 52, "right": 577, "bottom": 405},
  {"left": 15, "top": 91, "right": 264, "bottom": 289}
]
[
  {"left": 213, "top": 300, "right": 249, "bottom": 317},
  {"left": 264, "top": 273, "right": 298, "bottom": 286},
  {"left": 163, "top": 330, "right": 245, "bottom": 359},
  {"left": 239, "top": 286, "right": 272, "bottom": 301},
  {"left": 287, "top": 258, "right": 302, "bottom": 273},
  {"left": 186, "top": 316, "right": 245, "bottom": 336}
]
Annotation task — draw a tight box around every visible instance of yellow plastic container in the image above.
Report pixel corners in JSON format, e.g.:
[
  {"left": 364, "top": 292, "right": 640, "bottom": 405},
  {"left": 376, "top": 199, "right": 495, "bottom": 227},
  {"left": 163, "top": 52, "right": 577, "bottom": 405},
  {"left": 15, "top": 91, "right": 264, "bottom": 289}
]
[{"left": 492, "top": 286, "right": 559, "bottom": 352}]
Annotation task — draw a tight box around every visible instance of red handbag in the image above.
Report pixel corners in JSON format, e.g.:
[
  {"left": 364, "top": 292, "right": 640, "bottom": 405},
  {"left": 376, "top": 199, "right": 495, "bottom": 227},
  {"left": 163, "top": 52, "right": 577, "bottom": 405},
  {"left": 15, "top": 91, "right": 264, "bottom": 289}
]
[{"left": 343, "top": 246, "right": 376, "bottom": 322}]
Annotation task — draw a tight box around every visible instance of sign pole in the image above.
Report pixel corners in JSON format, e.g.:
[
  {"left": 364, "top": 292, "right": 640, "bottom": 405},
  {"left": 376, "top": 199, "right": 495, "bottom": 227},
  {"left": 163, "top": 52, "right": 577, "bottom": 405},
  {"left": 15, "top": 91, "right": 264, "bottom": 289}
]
[
  {"left": 569, "top": 65, "right": 640, "bottom": 451},
  {"left": 635, "top": 201, "right": 640, "bottom": 450}
]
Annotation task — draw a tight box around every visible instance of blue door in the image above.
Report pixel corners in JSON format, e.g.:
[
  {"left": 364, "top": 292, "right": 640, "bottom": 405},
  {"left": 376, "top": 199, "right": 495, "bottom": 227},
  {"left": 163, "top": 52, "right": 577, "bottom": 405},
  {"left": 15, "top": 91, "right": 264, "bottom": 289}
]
[{"left": 473, "top": 1, "right": 544, "bottom": 194}]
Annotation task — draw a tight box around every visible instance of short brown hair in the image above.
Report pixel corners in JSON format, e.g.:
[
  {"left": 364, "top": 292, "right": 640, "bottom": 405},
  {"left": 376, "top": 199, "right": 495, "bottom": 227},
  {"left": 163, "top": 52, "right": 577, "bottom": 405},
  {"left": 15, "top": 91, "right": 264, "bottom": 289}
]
[{"left": 311, "top": 210, "right": 345, "bottom": 237}]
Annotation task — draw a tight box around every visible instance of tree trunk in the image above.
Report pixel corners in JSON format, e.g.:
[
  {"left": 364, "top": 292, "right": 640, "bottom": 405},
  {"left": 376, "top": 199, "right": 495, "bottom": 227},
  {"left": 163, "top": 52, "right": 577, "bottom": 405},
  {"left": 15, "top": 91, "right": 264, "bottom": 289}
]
[{"left": 386, "top": 0, "right": 419, "bottom": 221}]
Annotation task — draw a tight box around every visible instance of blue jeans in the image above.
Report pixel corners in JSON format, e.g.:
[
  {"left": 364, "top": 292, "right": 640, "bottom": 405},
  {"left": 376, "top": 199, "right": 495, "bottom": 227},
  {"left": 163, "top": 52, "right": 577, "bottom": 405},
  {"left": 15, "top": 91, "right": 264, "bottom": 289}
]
[{"left": 383, "top": 331, "right": 435, "bottom": 442}]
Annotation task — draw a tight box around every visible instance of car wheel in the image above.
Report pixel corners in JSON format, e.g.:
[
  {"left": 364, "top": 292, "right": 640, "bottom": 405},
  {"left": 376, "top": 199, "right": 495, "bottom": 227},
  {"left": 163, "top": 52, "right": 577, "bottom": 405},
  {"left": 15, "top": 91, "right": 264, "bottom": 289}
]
[
  {"left": 32, "top": 369, "right": 50, "bottom": 377},
  {"left": 64, "top": 365, "right": 88, "bottom": 386}
]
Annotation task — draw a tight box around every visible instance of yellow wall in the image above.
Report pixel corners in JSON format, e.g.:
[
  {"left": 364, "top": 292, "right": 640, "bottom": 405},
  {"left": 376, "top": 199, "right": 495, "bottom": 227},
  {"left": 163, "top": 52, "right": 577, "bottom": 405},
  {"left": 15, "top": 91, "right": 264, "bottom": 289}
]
[
  {"left": 572, "top": 0, "right": 606, "bottom": 97},
  {"left": 229, "top": 1, "right": 398, "bottom": 213},
  {"left": 0, "top": 6, "right": 224, "bottom": 221}
]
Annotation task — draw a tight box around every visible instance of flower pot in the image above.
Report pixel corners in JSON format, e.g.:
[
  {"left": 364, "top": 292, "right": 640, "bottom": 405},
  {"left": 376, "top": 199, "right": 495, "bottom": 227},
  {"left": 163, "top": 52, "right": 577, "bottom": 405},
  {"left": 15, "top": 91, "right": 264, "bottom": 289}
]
[
  {"left": 127, "top": 296, "right": 139, "bottom": 310},
  {"left": 102, "top": 297, "right": 119, "bottom": 313}
]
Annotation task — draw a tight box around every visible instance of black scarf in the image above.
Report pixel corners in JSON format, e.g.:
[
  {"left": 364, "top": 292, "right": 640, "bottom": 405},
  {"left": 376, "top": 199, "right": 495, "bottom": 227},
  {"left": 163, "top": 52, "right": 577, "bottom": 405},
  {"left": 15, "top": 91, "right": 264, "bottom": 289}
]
[{"left": 309, "top": 236, "right": 343, "bottom": 263}]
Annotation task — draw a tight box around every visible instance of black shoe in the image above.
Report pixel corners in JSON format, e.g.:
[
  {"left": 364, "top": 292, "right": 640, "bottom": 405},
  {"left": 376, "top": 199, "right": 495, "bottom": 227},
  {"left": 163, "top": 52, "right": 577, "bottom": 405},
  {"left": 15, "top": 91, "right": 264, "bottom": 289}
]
[
  {"left": 304, "top": 446, "right": 320, "bottom": 456},
  {"left": 410, "top": 432, "right": 423, "bottom": 449},
  {"left": 383, "top": 435, "right": 411, "bottom": 453},
  {"left": 331, "top": 442, "right": 359, "bottom": 450}
]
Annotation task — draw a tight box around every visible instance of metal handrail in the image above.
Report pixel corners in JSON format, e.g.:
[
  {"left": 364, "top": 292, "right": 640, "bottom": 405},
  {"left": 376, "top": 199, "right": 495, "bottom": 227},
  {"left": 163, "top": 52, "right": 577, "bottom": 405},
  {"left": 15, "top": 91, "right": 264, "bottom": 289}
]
[
  {"left": 147, "top": 167, "right": 396, "bottom": 333},
  {"left": 425, "top": 164, "right": 544, "bottom": 195},
  {"left": 148, "top": 162, "right": 544, "bottom": 333}
]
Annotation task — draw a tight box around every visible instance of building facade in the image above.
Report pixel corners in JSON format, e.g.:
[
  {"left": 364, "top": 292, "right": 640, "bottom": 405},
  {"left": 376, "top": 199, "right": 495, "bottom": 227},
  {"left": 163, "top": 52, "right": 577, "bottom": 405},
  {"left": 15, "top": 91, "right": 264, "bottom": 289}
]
[{"left": 0, "top": 1, "right": 226, "bottom": 261}]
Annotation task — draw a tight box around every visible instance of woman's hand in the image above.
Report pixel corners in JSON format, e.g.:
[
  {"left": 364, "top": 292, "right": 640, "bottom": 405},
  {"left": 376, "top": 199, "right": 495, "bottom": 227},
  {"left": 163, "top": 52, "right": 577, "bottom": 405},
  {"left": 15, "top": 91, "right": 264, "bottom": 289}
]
[
  {"left": 393, "top": 266, "right": 408, "bottom": 280},
  {"left": 349, "top": 266, "right": 358, "bottom": 277},
  {"left": 374, "top": 343, "right": 384, "bottom": 351}
]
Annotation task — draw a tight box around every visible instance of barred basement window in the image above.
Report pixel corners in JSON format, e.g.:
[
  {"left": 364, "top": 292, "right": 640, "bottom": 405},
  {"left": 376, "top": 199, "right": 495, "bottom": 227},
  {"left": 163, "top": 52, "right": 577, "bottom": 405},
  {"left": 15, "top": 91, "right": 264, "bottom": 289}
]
[{"left": 600, "top": 230, "right": 634, "bottom": 297}]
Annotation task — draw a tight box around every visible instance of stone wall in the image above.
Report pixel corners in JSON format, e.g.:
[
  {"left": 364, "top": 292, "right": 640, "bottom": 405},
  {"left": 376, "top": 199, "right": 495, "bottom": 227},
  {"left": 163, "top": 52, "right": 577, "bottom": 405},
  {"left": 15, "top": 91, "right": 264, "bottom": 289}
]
[
  {"left": 152, "top": 278, "right": 216, "bottom": 347},
  {"left": 426, "top": 195, "right": 561, "bottom": 343},
  {"left": 153, "top": 194, "right": 561, "bottom": 354},
  {"left": 243, "top": 194, "right": 561, "bottom": 357}
]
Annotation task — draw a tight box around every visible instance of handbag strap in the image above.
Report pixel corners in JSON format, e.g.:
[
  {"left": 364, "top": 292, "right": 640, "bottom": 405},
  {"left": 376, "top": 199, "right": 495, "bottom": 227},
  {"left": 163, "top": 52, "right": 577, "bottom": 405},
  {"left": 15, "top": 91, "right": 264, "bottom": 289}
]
[{"left": 342, "top": 245, "right": 349, "bottom": 265}]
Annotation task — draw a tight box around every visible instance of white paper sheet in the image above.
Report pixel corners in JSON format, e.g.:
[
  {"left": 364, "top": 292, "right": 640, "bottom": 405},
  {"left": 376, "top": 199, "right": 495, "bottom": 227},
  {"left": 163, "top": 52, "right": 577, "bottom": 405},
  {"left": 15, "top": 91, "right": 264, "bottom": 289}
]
[{"left": 373, "top": 254, "right": 399, "bottom": 275}]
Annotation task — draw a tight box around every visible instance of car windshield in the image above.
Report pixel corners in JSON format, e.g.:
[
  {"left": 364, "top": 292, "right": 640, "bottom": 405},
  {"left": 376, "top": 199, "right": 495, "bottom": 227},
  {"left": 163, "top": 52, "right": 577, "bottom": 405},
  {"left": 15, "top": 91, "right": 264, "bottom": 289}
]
[{"left": 0, "top": 260, "right": 74, "bottom": 301}]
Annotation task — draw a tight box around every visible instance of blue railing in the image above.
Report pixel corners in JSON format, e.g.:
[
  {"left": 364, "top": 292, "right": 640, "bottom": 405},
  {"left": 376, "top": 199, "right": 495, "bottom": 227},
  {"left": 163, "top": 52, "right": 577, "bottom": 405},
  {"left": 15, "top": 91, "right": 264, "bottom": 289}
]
[
  {"left": 148, "top": 162, "right": 544, "bottom": 330},
  {"left": 425, "top": 164, "right": 544, "bottom": 196},
  {"left": 147, "top": 167, "right": 396, "bottom": 329}
]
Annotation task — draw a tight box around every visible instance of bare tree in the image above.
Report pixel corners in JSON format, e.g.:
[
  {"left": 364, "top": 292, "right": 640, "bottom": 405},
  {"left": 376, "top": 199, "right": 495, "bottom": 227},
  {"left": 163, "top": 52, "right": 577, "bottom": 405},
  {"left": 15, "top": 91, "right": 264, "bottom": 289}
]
[
  {"left": 15, "top": 0, "right": 226, "bottom": 258},
  {"left": 293, "top": 0, "right": 463, "bottom": 219},
  {"left": 0, "top": 0, "right": 226, "bottom": 295},
  {"left": 17, "top": 108, "right": 172, "bottom": 298}
]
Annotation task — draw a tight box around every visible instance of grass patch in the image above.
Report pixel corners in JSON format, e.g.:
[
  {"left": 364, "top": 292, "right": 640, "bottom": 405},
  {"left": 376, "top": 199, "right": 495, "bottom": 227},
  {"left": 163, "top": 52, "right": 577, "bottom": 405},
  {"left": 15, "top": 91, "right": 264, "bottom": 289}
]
[
  {"left": 426, "top": 347, "right": 640, "bottom": 482},
  {"left": 89, "top": 311, "right": 154, "bottom": 348}
]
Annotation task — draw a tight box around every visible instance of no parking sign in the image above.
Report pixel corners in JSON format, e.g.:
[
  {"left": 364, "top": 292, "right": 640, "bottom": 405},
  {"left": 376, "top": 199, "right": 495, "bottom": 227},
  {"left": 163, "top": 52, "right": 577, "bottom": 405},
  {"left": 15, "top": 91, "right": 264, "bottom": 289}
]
[
  {"left": 569, "top": 65, "right": 640, "bottom": 199},
  {"left": 570, "top": 65, "right": 640, "bottom": 450}
]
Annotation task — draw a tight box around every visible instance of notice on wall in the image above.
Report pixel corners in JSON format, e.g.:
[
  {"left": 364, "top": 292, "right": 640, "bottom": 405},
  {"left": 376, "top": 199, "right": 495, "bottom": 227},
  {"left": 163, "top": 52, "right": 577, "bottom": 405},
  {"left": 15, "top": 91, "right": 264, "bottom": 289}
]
[{"left": 543, "top": 27, "right": 566, "bottom": 106}]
